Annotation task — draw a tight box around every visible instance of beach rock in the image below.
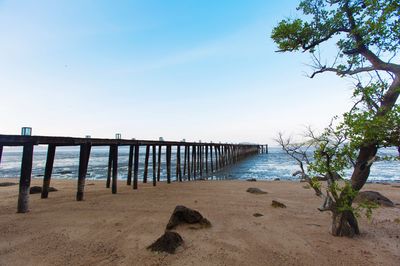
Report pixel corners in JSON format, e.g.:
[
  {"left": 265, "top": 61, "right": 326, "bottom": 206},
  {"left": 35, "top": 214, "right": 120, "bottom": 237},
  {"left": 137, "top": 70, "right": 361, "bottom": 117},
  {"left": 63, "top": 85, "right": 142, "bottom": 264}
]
[
  {"left": 29, "top": 186, "right": 58, "bottom": 194},
  {"left": 253, "top": 213, "right": 264, "bottom": 217},
  {"left": 246, "top": 188, "right": 267, "bottom": 194},
  {"left": 271, "top": 200, "right": 286, "bottom": 208},
  {"left": 274, "top": 178, "right": 280, "bottom": 181},
  {"left": 166, "top": 205, "right": 211, "bottom": 230},
  {"left": 246, "top": 178, "right": 257, "bottom": 182},
  {"left": 0, "top": 182, "right": 18, "bottom": 187},
  {"left": 354, "top": 191, "right": 394, "bottom": 207},
  {"left": 376, "top": 182, "right": 391, "bottom": 185},
  {"left": 147, "top": 231, "right": 183, "bottom": 254}
]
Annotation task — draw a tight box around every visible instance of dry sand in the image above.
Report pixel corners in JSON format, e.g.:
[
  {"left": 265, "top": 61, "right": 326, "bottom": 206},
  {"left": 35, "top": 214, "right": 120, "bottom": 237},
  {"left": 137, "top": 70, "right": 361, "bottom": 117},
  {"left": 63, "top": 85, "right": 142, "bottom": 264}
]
[{"left": 0, "top": 178, "right": 399, "bottom": 266}]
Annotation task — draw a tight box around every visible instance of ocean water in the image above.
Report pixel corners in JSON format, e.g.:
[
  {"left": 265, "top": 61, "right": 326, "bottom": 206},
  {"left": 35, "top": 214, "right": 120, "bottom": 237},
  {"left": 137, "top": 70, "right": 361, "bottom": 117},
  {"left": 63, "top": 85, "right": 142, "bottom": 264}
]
[{"left": 0, "top": 146, "right": 398, "bottom": 183}]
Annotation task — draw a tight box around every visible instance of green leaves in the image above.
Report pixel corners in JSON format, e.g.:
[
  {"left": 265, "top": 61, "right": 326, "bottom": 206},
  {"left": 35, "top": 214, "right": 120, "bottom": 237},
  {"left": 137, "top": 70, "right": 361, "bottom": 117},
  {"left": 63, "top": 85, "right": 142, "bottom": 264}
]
[
  {"left": 271, "top": 0, "right": 400, "bottom": 76},
  {"left": 271, "top": 19, "right": 312, "bottom": 51}
]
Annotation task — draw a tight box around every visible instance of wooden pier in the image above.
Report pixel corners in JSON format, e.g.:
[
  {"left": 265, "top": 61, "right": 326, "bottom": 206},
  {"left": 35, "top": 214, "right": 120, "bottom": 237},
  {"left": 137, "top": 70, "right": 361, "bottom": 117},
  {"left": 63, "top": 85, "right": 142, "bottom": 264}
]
[{"left": 0, "top": 134, "right": 268, "bottom": 213}]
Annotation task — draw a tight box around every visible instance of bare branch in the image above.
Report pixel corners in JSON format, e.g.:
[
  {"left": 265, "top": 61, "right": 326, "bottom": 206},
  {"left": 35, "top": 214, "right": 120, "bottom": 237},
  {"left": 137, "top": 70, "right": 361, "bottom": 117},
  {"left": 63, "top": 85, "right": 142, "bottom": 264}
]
[{"left": 309, "top": 66, "right": 376, "bottom": 78}]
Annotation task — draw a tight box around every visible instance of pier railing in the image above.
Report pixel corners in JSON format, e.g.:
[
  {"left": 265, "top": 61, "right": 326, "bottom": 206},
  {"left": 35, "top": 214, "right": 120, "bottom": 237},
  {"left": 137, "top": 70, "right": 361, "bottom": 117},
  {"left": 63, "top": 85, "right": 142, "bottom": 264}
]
[{"left": 0, "top": 134, "right": 268, "bottom": 213}]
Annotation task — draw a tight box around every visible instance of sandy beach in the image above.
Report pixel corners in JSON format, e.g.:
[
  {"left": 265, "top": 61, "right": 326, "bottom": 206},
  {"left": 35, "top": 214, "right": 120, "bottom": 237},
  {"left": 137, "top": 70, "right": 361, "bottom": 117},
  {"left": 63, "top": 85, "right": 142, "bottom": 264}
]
[{"left": 0, "top": 178, "right": 399, "bottom": 266}]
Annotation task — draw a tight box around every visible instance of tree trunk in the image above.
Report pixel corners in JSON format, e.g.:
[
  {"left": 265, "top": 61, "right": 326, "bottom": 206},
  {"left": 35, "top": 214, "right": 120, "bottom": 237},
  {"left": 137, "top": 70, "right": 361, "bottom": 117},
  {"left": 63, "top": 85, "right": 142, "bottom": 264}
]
[
  {"left": 331, "top": 209, "right": 360, "bottom": 237},
  {"left": 350, "top": 144, "right": 378, "bottom": 191}
]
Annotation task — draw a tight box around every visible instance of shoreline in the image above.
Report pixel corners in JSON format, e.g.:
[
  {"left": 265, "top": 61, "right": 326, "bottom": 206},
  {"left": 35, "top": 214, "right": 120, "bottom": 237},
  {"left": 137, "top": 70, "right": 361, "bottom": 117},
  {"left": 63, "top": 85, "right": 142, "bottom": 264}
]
[
  {"left": 2, "top": 176, "right": 400, "bottom": 184},
  {"left": 1, "top": 178, "right": 399, "bottom": 265}
]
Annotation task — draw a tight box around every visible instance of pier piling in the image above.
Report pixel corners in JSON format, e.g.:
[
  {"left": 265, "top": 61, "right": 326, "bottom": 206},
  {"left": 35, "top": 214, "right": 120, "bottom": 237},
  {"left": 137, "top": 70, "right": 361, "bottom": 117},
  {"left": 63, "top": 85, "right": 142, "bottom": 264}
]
[
  {"left": 106, "top": 146, "right": 112, "bottom": 188},
  {"left": 143, "top": 145, "right": 150, "bottom": 183},
  {"left": 111, "top": 144, "right": 118, "bottom": 194},
  {"left": 133, "top": 143, "right": 139, "bottom": 190},
  {"left": 152, "top": 145, "right": 156, "bottom": 186},
  {"left": 41, "top": 144, "right": 56, "bottom": 199},
  {"left": 76, "top": 143, "right": 91, "bottom": 201},
  {"left": 127, "top": 145, "right": 134, "bottom": 186},
  {"left": 17, "top": 143, "right": 34, "bottom": 213},
  {"left": 157, "top": 145, "right": 162, "bottom": 182},
  {"left": 166, "top": 145, "right": 171, "bottom": 183}
]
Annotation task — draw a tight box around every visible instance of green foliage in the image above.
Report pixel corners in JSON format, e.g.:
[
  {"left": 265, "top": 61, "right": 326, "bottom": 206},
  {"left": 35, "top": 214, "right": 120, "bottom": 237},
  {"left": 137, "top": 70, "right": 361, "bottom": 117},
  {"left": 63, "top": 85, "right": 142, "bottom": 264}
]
[
  {"left": 341, "top": 104, "right": 400, "bottom": 149},
  {"left": 354, "top": 200, "right": 379, "bottom": 220},
  {"left": 331, "top": 181, "right": 377, "bottom": 219},
  {"left": 271, "top": 0, "right": 400, "bottom": 71},
  {"left": 310, "top": 176, "right": 321, "bottom": 190}
]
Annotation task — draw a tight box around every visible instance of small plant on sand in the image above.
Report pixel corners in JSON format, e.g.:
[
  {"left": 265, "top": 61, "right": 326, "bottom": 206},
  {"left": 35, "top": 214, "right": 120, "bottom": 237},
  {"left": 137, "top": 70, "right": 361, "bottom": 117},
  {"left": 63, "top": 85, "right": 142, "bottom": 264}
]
[{"left": 272, "top": 0, "right": 400, "bottom": 237}]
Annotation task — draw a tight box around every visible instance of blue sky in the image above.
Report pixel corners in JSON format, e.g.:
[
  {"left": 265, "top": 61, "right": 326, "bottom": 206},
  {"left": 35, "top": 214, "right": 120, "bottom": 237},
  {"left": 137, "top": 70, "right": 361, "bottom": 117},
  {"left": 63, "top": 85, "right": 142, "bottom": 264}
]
[{"left": 0, "top": 0, "right": 354, "bottom": 144}]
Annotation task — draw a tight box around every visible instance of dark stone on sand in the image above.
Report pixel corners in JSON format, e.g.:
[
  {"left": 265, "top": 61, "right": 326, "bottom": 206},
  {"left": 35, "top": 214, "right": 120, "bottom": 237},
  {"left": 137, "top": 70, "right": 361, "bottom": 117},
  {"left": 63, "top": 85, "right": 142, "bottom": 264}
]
[
  {"left": 274, "top": 178, "right": 280, "bottom": 181},
  {"left": 271, "top": 200, "right": 286, "bottom": 208},
  {"left": 354, "top": 191, "right": 394, "bottom": 207},
  {"left": 253, "top": 213, "right": 264, "bottom": 217},
  {"left": 375, "top": 182, "right": 391, "bottom": 185},
  {"left": 147, "top": 231, "right": 183, "bottom": 254},
  {"left": 29, "top": 186, "right": 58, "bottom": 194},
  {"left": 166, "top": 205, "right": 211, "bottom": 230},
  {"left": 246, "top": 188, "right": 267, "bottom": 194},
  {"left": 246, "top": 178, "right": 257, "bottom": 182},
  {"left": 0, "top": 182, "right": 18, "bottom": 187}
]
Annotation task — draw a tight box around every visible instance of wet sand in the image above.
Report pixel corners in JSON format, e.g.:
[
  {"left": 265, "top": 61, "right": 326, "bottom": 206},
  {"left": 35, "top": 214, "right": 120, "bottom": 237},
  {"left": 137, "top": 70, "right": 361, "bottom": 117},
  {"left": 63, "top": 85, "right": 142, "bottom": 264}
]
[{"left": 0, "top": 178, "right": 399, "bottom": 265}]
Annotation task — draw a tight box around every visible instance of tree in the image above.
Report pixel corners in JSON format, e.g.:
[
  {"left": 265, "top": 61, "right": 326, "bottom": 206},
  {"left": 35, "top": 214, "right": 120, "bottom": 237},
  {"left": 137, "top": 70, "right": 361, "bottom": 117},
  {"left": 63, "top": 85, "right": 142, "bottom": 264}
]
[{"left": 271, "top": 0, "right": 399, "bottom": 236}]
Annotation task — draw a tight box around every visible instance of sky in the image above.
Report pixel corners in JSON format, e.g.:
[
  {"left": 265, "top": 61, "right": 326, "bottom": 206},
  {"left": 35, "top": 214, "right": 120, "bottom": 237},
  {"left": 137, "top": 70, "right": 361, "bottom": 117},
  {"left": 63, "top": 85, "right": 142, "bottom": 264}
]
[{"left": 0, "top": 0, "right": 356, "bottom": 145}]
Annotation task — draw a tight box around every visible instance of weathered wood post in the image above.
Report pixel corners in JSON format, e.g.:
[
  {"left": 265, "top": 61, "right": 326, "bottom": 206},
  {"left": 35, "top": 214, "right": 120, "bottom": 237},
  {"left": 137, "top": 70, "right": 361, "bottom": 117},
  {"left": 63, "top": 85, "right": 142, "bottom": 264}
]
[
  {"left": 17, "top": 143, "right": 34, "bottom": 213},
  {"left": 214, "top": 145, "right": 219, "bottom": 171},
  {"left": 210, "top": 145, "right": 214, "bottom": 173},
  {"left": 76, "top": 143, "right": 91, "bottom": 201},
  {"left": 0, "top": 145, "right": 3, "bottom": 165},
  {"left": 133, "top": 143, "right": 139, "bottom": 190},
  {"left": 218, "top": 145, "right": 222, "bottom": 169},
  {"left": 111, "top": 144, "right": 118, "bottom": 194},
  {"left": 41, "top": 144, "right": 56, "bottom": 199},
  {"left": 224, "top": 145, "right": 228, "bottom": 166},
  {"left": 227, "top": 145, "right": 231, "bottom": 165},
  {"left": 157, "top": 145, "right": 162, "bottom": 182},
  {"left": 143, "top": 145, "right": 150, "bottom": 183},
  {"left": 187, "top": 145, "right": 191, "bottom": 181},
  {"left": 205, "top": 145, "right": 209, "bottom": 175},
  {"left": 176, "top": 145, "right": 182, "bottom": 182},
  {"left": 106, "top": 145, "right": 112, "bottom": 188},
  {"left": 183, "top": 145, "right": 187, "bottom": 176},
  {"left": 199, "top": 145, "right": 203, "bottom": 177},
  {"left": 152, "top": 145, "right": 156, "bottom": 186},
  {"left": 166, "top": 145, "right": 171, "bottom": 183},
  {"left": 127, "top": 144, "right": 134, "bottom": 186},
  {"left": 229, "top": 145, "right": 233, "bottom": 165},
  {"left": 192, "top": 145, "right": 196, "bottom": 179}
]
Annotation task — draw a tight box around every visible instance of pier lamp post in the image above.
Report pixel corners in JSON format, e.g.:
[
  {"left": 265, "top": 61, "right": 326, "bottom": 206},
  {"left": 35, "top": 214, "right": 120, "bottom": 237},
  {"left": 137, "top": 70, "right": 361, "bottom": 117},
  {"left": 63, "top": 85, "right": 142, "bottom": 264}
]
[
  {"left": 21, "top": 127, "right": 32, "bottom": 136},
  {"left": 115, "top": 133, "right": 121, "bottom": 139}
]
